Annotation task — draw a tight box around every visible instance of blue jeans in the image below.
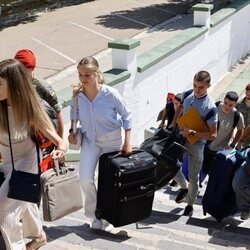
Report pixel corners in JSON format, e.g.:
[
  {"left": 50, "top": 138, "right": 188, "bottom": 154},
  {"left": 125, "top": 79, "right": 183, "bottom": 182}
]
[{"left": 232, "top": 162, "right": 250, "bottom": 212}]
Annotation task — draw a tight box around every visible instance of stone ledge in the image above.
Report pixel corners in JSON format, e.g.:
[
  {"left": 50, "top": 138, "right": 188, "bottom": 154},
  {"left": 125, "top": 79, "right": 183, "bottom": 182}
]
[
  {"left": 192, "top": 4, "right": 214, "bottom": 12},
  {"left": 210, "top": 8, "right": 235, "bottom": 27},
  {"left": 108, "top": 38, "right": 140, "bottom": 50},
  {"left": 210, "top": 0, "right": 250, "bottom": 27},
  {"left": 104, "top": 68, "right": 131, "bottom": 87},
  {"left": 137, "top": 26, "right": 208, "bottom": 73}
]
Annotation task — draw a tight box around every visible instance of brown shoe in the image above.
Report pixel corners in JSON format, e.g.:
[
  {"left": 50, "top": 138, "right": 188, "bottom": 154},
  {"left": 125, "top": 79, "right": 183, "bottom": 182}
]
[{"left": 26, "top": 230, "right": 47, "bottom": 250}]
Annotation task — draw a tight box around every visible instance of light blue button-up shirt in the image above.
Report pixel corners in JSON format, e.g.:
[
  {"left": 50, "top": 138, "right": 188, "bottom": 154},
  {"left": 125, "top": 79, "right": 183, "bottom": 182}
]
[{"left": 70, "top": 84, "right": 132, "bottom": 141}]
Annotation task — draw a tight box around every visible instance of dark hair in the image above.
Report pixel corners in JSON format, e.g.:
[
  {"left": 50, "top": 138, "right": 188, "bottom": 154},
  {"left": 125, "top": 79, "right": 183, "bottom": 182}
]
[
  {"left": 174, "top": 93, "right": 183, "bottom": 102},
  {"left": 225, "top": 91, "right": 239, "bottom": 102},
  {"left": 194, "top": 71, "right": 211, "bottom": 84}
]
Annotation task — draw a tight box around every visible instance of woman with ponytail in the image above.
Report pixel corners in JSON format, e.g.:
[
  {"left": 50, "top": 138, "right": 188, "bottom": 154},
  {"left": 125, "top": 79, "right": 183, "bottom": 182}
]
[{"left": 68, "top": 56, "right": 132, "bottom": 232}]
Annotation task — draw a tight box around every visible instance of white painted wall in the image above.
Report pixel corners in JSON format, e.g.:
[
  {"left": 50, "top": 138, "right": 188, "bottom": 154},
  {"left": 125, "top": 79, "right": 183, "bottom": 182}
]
[{"left": 113, "top": 4, "right": 250, "bottom": 146}]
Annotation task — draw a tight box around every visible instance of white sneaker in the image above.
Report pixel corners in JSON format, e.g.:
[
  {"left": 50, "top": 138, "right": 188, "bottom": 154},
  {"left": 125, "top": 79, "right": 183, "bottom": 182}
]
[
  {"left": 102, "top": 220, "right": 113, "bottom": 232},
  {"left": 91, "top": 218, "right": 103, "bottom": 229}
]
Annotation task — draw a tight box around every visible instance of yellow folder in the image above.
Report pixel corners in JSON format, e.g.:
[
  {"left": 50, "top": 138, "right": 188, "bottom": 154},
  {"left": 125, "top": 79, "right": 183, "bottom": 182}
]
[{"left": 176, "top": 106, "right": 209, "bottom": 144}]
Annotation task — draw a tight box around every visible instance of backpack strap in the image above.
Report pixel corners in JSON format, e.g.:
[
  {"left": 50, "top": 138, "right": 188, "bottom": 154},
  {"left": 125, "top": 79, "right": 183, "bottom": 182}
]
[
  {"left": 181, "top": 89, "right": 193, "bottom": 104},
  {"left": 204, "top": 107, "right": 217, "bottom": 122},
  {"left": 215, "top": 100, "right": 221, "bottom": 107},
  {"left": 233, "top": 110, "right": 240, "bottom": 129}
]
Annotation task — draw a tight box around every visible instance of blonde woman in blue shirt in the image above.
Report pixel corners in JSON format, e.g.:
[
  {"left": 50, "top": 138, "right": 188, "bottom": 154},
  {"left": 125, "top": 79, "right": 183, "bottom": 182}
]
[{"left": 68, "top": 56, "right": 132, "bottom": 232}]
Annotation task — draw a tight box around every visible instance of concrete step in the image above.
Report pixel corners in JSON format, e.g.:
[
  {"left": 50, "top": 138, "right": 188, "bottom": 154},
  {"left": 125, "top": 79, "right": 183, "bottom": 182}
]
[{"left": 39, "top": 186, "right": 250, "bottom": 250}]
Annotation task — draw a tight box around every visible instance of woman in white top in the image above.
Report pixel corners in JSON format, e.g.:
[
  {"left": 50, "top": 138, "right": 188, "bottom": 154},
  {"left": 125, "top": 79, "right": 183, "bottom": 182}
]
[
  {"left": 0, "top": 59, "right": 67, "bottom": 250},
  {"left": 68, "top": 56, "right": 132, "bottom": 231}
]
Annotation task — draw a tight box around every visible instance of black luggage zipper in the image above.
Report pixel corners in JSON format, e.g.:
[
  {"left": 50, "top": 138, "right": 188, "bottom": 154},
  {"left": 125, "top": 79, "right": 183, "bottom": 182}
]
[
  {"left": 115, "top": 175, "right": 155, "bottom": 188},
  {"left": 120, "top": 189, "right": 154, "bottom": 203}
]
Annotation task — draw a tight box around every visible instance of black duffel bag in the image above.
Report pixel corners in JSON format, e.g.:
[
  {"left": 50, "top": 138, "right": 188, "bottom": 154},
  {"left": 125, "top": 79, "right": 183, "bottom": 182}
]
[
  {"left": 140, "top": 128, "right": 172, "bottom": 153},
  {"left": 140, "top": 128, "right": 187, "bottom": 190}
]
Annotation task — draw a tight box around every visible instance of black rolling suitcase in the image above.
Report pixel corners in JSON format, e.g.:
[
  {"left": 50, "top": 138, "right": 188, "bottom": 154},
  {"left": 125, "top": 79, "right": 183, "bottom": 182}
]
[
  {"left": 202, "top": 149, "right": 245, "bottom": 222},
  {"left": 140, "top": 129, "right": 187, "bottom": 190},
  {"left": 95, "top": 150, "right": 156, "bottom": 227}
]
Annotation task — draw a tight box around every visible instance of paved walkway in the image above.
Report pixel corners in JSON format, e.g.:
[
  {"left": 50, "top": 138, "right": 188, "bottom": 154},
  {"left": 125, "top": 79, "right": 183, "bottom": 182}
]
[
  {"left": 38, "top": 161, "right": 250, "bottom": 250},
  {"left": 1, "top": 1, "right": 250, "bottom": 249}
]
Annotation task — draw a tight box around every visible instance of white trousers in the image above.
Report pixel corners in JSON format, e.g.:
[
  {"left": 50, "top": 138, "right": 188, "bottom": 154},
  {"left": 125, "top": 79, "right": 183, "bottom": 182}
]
[
  {"left": 0, "top": 139, "right": 43, "bottom": 250},
  {"left": 79, "top": 129, "right": 122, "bottom": 218}
]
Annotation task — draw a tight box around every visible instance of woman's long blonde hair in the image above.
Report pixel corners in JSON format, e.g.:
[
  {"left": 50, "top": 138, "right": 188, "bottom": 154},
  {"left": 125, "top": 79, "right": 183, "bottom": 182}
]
[
  {"left": 73, "top": 56, "right": 105, "bottom": 96},
  {"left": 0, "top": 59, "right": 54, "bottom": 134}
]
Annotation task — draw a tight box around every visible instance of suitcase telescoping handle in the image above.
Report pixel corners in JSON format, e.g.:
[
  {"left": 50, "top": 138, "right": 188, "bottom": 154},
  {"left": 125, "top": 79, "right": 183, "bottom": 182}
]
[
  {"left": 111, "top": 148, "right": 144, "bottom": 159},
  {"left": 53, "top": 158, "right": 71, "bottom": 176},
  {"left": 53, "top": 158, "right": 60, "bottom": 176}
]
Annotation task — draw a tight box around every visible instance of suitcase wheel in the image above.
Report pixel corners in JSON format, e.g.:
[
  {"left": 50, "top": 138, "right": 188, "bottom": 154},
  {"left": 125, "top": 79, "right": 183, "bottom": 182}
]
[
  {"left": 203, "top": 209, "right": 207, "bottom": 216},
  {"left": 95, "top": 209, "right": 102, "bottom": 220}
]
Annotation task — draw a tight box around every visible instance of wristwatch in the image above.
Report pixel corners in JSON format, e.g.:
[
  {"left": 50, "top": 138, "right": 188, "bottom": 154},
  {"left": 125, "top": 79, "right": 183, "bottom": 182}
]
[
  {"left": 229, "top": 143, "right": 235, "bottom": 148},
  {"left": 69, "top": 128, "right": 73, "bottom": 133},
  {"left": 189, "top": 130, "right": 196, "bottom": 136}
]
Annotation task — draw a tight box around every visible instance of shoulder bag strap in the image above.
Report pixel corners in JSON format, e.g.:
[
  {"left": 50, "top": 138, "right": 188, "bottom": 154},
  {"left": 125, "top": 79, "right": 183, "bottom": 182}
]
[
  {"left": 5, "top": 105, "right": 41, "bottom": 174},
  {"left": 6, "top": 106, "right": 15, "bottom": 171},
  {"left": 72, "top": 95, "right": 78, "bottom": 133}
]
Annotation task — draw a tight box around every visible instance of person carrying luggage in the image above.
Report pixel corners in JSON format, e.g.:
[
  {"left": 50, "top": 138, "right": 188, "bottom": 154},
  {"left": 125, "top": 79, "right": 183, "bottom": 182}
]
[
  {"left": 233, "top": 126, "right": 250, "bottom": 220},
  {"left": 203, "top": 91, "right": 244, "bottom": 174},
  {"left": 157, "top": 93, "right": 183, "bottom": 187},
  {"left": 236, "top": 83, "right": 250, "bottom": 148},
  {"left": 232, "top": 150, "right": 250, "bottom": 220},
  {"left": 168, "top": 71, "right": 218, "bottom": 216},
  {"left": 0, "top": 59, "right": 67, "bottom": 250},
  {"left": 68, "top": 56, "right": 132, "bottom": 232}
]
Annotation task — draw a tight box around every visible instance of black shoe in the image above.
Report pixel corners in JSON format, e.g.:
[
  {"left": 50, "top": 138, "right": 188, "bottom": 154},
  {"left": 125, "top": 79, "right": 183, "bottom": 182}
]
[
  {"left": 241, "top": 211, "right": 250, "bottom": 220},
  {"left": 183, "top": 205, "right": 193, "bottom": 216},
  {"left": 169, "top": 180, "right": 178, "bottom": 187},
  {"left": 175, "top": 188, "right": 188, "bottom": 203}
]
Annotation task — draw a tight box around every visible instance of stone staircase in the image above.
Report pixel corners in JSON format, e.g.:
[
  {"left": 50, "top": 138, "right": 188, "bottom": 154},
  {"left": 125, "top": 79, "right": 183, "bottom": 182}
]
[{"left": 40, "top": 185, "right": 250, "bottom": 250}]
